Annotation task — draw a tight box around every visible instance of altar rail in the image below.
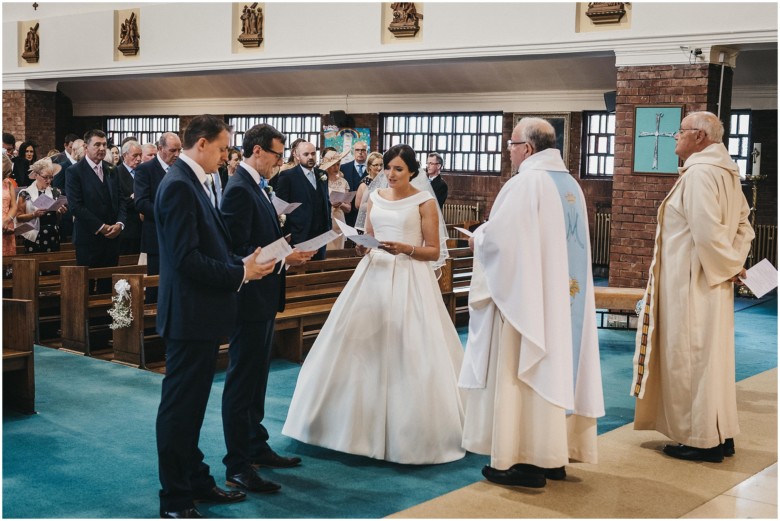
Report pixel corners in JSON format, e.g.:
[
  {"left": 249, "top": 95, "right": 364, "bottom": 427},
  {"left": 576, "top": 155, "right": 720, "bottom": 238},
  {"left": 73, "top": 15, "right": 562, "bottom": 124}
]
[
  {"left": 749, "top": 224, "right": 777, "bottom": 268},
  {"left": 442, "top": 203, "right": 479, "bottom": 225}
]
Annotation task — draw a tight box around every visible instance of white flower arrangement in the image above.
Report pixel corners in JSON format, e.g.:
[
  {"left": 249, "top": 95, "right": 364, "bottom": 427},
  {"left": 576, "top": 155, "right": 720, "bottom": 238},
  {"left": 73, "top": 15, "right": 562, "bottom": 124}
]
[
  {"left": 279, "top": 214, "right": 287, "bottom": 227},
  {"left": 108, "top": 278, "right": 133, "bottom": 329},
  {"left": 319, "top": 173, "right": 327, "bottom": 183}
]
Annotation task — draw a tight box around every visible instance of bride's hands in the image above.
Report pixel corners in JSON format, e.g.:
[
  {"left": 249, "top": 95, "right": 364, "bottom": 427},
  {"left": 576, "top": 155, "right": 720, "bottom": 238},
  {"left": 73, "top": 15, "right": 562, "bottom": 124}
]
[
  {"left": 356, "top": 244, "right": 370, "bottom": 256},
  {"left": 379, "top": 241, "right": 409, "bottom": 256}
]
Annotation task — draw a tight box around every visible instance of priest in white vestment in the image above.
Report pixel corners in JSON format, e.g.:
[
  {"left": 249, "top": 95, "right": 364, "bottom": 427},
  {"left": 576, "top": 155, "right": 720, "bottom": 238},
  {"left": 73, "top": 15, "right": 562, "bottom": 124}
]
[
  {"left": 459, "top": 118, "right": 604, "bottom": 488},
  {"left": 631, "top": 111, "right": 754, "bottom": 463}
]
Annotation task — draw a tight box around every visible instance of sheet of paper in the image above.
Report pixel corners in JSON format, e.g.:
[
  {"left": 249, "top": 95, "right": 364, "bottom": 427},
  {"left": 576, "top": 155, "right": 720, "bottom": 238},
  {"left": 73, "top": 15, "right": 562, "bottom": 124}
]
[
  {"left": 294, "top": 230, "right": 341, "bottom": 252},
  {"left": 254, "top": 237, "right": 293, "bottom": 265},
  {"left": 49, "top": 195, "right": 68, "bottom": 212},
  {"left": 271, "top": 196, "right": 302, "bottom": 216},
  {"left": 333, "top": 218, "right": 381, "bottom": 248},
  {"left": 739, "top": 258, "right": 778, "bottom": 298},
  {"left": 330, "top": 191, "right": 356, "bottom": 204},
  {"left": 13, "top": 222, "right": 35, "bottom": 235},
  {"left": 453, "top": 226, "right": 474, "bottom": 238},
  {"left": 32, "top": 194, "right": 55, "bottom": 210}
]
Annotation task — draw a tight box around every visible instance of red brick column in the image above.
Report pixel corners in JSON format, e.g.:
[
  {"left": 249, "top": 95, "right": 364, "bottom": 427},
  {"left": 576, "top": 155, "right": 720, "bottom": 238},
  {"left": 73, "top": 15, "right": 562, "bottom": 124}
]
[
  {"left": 2, "top": 89, "right": 56, "bottom": 154},
  {"left": 608, "top": 63, "right": 733, "bottom": 288}
]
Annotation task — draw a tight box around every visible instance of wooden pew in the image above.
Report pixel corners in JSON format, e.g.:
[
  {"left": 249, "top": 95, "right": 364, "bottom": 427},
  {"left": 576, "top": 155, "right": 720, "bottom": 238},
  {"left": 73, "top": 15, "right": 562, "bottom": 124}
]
[
  {"left": 60, "top": 264, "right": 148, "bottom": 355},
  {"left": 3, "top": 298, "right": 36, "bottom": 414},
  {"left": 9, "top": 253, "right": 140, "bottom": 342}
]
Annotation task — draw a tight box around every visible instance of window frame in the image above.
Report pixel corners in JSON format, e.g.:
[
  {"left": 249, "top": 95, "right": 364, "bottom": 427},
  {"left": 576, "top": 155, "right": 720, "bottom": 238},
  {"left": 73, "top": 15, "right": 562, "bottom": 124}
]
[
  {"left": 728, "top": 109, "right": 752, "bottom": 178},
  {"left": 226, "top": 114, "right": 322, "bottom": 158},
  {"left": 104, "top": 116, "right": 180, "bottom": 148},
  {"left": 580, "top": 110, "right": 616, "bottom": 178}
]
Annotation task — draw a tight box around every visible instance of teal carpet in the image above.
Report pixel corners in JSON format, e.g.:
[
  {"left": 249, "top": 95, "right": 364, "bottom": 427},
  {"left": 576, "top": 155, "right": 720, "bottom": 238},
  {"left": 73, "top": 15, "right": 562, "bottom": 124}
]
[{"left": 3, "top": 296, "right": 776, "bottom": 518}]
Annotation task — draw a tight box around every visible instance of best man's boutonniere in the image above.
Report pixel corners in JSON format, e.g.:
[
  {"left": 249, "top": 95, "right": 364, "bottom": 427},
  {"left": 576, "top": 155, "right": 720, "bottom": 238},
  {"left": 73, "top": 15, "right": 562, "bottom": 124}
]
[{"left": 318, "top": 171, "right": 327, "bottom": 183}]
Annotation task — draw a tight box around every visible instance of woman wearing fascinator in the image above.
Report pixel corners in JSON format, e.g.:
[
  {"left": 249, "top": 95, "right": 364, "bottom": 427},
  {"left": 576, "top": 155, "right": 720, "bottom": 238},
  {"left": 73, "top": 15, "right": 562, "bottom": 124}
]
[
  {"left": 15, "top": 158, "right": 67, "bottom": 253},
  {"left": 283, "top": 144, "right": 464, "bottom": 465}
]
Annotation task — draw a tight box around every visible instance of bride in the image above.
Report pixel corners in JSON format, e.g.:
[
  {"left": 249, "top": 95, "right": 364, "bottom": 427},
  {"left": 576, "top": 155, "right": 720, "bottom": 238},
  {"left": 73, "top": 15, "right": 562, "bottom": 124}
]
[{"left": 282, "top": 144, "right": 465, "bottom": 465}]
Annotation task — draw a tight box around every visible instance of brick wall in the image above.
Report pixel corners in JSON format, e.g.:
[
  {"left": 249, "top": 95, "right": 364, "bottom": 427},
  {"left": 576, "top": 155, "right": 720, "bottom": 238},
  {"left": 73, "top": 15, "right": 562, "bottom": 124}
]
[
  {"left": 2, "top": 90, "right": 57, "bottom": 154},
  {"left": 608, "top": 63, "right": 731, "bottom": 288},
  {"left": 3, "top": 91, "right": 26, "bottom": 141}
]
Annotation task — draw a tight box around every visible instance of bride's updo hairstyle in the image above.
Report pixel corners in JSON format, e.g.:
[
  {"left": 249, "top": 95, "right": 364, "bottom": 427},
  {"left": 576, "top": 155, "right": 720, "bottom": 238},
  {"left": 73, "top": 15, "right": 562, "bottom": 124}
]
[{"left": 382, "top": 144, "right": 420, "bottom": 180}]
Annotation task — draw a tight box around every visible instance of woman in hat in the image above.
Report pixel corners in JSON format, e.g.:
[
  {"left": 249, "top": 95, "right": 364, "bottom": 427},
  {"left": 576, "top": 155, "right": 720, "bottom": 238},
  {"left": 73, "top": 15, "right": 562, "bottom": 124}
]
[
  {"left": 15, "top": 157, "right": 67, "bottom": 253},
  {"left": 321, "top": 149, "right": 351, "bottom": 250}
]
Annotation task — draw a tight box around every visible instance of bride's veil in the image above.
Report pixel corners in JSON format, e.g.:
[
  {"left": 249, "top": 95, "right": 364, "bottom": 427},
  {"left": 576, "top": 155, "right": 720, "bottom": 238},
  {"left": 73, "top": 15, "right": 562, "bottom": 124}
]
[{"left": 355, "top": 168, "right": 449, "bottom": 270}]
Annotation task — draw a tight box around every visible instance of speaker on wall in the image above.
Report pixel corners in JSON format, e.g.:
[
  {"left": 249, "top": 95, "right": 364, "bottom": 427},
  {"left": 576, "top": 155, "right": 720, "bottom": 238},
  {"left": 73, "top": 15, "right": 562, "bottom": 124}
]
[
  {"left": 604, "top": 91, "right": 617, "bottom": 113},
  {"left": 330, "top": 110, "right": 354, "bottom": 128}
]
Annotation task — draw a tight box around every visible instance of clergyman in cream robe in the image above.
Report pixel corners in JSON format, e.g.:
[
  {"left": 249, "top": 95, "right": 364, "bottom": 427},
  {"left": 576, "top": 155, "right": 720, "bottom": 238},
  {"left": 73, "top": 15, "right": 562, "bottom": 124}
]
[
  {"left": 459, "top": 142, "right": 604, "bottom": 474},
  {"left": 632, "top": 133, "right": 754, "bottom": 451}
]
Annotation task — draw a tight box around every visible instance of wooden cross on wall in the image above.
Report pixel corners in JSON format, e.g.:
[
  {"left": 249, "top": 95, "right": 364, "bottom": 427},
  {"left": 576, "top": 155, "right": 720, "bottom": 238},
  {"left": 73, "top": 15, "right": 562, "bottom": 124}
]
[{"left": 638, "top": 113, "right": 676, "bottom": 170}]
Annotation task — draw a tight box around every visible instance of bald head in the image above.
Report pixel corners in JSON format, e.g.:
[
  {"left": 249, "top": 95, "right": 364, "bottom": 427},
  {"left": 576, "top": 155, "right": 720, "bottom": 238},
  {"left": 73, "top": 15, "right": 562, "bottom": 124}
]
[
  {"left": 674, "top": 111, "right": 723, "bottom": 162},
  {"left": 510, "top": 117, "right": 557, "bottom": 171}
]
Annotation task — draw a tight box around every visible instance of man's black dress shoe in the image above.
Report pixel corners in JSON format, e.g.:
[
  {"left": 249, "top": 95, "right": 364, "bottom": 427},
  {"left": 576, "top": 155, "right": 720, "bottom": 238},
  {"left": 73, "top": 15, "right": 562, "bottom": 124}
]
[
  {"left": 515, "top": 464, "right": 566, "bottom": 480},
  {"left": 251, "top": 450, "right": 302, "bottom": 469},
  {"left": 482, "top": 464, "right": 546, "bottom": 488},
  {"left": 160, "top": 507, "right": 203, "bottom": 518},
  {"left": 722, "top": 438, "right": 735, "bottom": 457},
  {"left": 226, "top": 470, "right": 282, "bottom": 493},
  {"left": 193, "top": 485, "right": 247, "bottom": 503},
  {"left": 663, "top": 443, "right": 724, "bottom": 463}
]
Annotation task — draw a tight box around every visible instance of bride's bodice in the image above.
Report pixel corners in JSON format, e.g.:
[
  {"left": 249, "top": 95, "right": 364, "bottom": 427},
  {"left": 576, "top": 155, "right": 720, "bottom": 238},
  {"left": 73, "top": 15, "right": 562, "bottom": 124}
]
[{"left": 369, "top": 190, "right": 433, "bottom": 247}]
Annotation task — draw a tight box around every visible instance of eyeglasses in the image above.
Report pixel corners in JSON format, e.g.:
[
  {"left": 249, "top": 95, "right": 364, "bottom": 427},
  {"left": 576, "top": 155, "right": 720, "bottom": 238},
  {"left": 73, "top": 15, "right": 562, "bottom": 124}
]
[
  {"left": 674, "top": 128, "right": 700, "bottom": 136},
  {"left": 262, "top": 147, "right": 284, "bottom": 160},
  {"left": 353, "top": 148, "right": 367, "bottom": 153},
  {"left": 506, "top": 140, "right": 527, "bottom": 148},
  {"left": 38, "top": 175, "right": 53, "bottom": 181},
  {"left": 426, "top": 162, "right": 441, "bottom": 166}
]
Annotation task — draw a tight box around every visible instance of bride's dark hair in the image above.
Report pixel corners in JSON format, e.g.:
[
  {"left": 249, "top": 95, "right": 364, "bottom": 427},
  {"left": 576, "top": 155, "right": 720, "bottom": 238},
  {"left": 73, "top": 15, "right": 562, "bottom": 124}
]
[{"left": 382, "top": 144, "right": 419, "bottom": 179}]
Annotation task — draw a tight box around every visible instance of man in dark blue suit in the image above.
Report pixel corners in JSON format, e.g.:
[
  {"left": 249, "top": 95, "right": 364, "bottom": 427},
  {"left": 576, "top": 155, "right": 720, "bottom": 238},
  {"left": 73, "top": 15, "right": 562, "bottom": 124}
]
[
  {"left": 52, "top": 138, "right": 84, "bottom": 244},
  {"left": 339, "top": 140, "right": 368, "bottom": 227},
  {"left": 66, "top": 130, "right": 128, "bottom": 292},
  {"left": 134, "top": 132, "right": 182, "bottom": 288},
  {"left": 154, "top": 115, "right": 276, "bottom": 519},
  {"left": 116, "top": 140, "right": 143, "bottom": 255},
  {"left": 220, "top": 123, "right": 314, "bottom": 494},
  {"left": 275, "top": 141, "right": 331, "bottom": 260}
]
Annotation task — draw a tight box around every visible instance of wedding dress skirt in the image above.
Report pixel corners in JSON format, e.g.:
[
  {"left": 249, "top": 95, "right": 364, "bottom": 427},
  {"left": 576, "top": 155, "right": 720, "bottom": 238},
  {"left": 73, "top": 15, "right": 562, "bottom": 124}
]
[{"left": 282, "top": 191, "right": 465, "bottom": 464}]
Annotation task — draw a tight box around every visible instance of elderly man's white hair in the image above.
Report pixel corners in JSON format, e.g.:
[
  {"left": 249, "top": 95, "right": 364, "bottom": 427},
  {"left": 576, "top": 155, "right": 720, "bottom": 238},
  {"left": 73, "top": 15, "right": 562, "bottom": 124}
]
[
  {"left": 517, "top": 117, "right": 557, "bottom": 152},
  {"left": 685, "top": 111, "right": 724, "bottom": 142},
  {"left": 121, "top": 140, "right": 140, "bottom": 156}
]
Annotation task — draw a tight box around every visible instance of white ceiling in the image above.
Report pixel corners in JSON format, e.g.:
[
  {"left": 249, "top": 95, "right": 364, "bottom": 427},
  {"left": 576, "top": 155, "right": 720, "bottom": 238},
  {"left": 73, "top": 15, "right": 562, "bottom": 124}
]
[{"left": 54, "top": 48, "right": 777, "bottom": 107}]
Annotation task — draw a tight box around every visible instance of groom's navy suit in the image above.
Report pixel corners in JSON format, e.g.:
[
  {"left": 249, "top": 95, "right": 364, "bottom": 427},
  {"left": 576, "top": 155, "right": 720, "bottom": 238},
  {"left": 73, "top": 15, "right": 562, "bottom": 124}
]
[
  {"left": 275, "top": 164, "right": 331, "bottom": 260},
  {"left": 154, "top": 156, "right": 245, "bottom": 513},
  {"left": 220, "top": 166, "right": 286, "bottom": 477}
]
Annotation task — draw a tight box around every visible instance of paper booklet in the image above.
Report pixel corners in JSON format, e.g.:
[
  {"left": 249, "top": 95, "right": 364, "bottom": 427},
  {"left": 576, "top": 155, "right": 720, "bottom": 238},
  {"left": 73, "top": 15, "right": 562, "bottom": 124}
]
[
  {"left": 243, "top": 236, "right": 293, "bottom": 266},
  {"left": 739, "top": 258, "right": 778, "bottom": 299},
  {"left": 294, "top": 230, "right": 341, "bottom": 252},
  {"left": 32, "top": 194, "right": 68, "bottom": 212},
  {"left": 13, "top": 222, "right": 35, "bottom": 235},
  {"left": 271, "top": 196, "right": 302, "bottom": 216},
  {"left": 333, "top": 218, "right": 381, "bottom": 249},
  {"left": 329, "top": 191, "right": 356, "bottom": 205}
]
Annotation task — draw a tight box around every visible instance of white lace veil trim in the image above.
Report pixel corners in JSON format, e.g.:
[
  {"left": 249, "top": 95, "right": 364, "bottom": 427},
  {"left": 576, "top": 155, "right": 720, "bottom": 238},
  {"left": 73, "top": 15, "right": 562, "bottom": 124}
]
[{"left": 355, "top": 170, "right": 449, "bottom": 270}]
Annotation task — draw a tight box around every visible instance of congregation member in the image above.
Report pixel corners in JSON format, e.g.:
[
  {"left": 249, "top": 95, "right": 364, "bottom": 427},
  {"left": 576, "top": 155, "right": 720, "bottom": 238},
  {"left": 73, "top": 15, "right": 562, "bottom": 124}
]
[
  {"left": 322, "top": 149, "right": 351, "bottom": 250},
  {"left": 51, "top": 133, "right": 80, "bottom": 167},
  {"left": 225, "top": 148, "right": 241, "bottom": 177},
  {"left": 66, "top": 129, "right": 127, "bottom": 291},
  {"left": 631, "top": 111, "right": 754, "bottom": 463},
  {"left": 2, "top": 154, "right": 17, "bottom": 256},
  {"left": 15, "top": 158, "right": 67, "bottom": 253},
  {"left": 117, "top": 140, "right": 143, "bottom": 255},
  {"left": 339, "top": 140, "right": 368, "bottom": 226},
  {"left": 134, "top": 131, "right": 182, "bottom": 286},
  {"left": 52, "top": 138, "right": 85, "bottom": 244},
  {"left": 459, "top": 118, "right": 604, "bottom": 488},
  {"left": 108, "top": 145, "right": 121, "bottom": 166},
  {"left": 283, "top": 144, "right": 466, "bottom": 465},
  {"left": 426, "top": 152, "right": 448, "bottom": 208},
  {"left": 141, "top": 143, "right": 157, "bottom": 162},
  {"left": 220, "top": 123, "right": 314, "bottom": 494},
  {"left": 275, "top": 141, "right": 331, "bottom": 260},
  {"left": 154, "top": 115, "right": 276, "bottom": 519},
  {"left": 355, "top": 151, "right": 383, "bottom": 210},
  {"left": 12, "top": 141, "right": 37, "bottom": 187},
  {"left": 2, "top": 132, "right": 15, "bottom": 156}
]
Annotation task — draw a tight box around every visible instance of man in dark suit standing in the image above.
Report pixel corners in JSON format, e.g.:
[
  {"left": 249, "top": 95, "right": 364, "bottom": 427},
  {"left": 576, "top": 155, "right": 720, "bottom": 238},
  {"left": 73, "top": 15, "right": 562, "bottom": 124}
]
[
  {"left": 66, "top": 129, "right": 127, "bottom": 291},
  {"left": 339, "top": 140, "right": 368, "bottom": 227},
  {"left": 116, "top": 140, "right": 143, "bottom": 255},
  {"left": 275, "top": 141, "right": 331, "bottom": 260},
  {"left": 155, "top": 115, "right": 276, "bottom": 519},
  {"left": 426, "top": 152, "right": 448, "bottom": 209},
  {"left": 134, "top": 132, "right": 182, "bottom": 291},
  {"left": 220, "top": 123, "right": 314, "bottom": 494}
]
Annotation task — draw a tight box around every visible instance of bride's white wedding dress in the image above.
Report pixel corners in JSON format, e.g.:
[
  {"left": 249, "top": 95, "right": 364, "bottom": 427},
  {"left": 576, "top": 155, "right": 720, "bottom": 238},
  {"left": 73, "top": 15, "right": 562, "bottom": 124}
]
[{"left": 282, "top": 190, "right": 466, "bottom": 464}]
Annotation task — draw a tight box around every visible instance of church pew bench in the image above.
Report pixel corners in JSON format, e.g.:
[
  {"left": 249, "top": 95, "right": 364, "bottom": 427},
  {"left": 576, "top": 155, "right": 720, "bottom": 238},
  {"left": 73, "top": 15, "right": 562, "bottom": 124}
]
[
  {"left": 3, "top": 298, "right": 36, "bottom": 415},
  {"left": 110, "top": 273, "right": 162, "bottom": 369},
  {"left": 60, "top": 264, "right": 148, "bottom": 356},
  {"left": 14, "top": 242, "right": 75, "bottom": 255},
  {"left": 8, "top": 254, "right": 140, "bottom": 343},
  {"left": 273, "top": 297, "right": 339, "bottom": 363}
]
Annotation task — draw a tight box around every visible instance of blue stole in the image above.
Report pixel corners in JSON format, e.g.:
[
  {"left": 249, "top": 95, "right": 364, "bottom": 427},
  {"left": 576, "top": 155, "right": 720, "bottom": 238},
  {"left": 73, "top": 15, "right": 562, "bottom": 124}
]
[{"left": 547, "top": 171, "right": 588, "bottom": 393}]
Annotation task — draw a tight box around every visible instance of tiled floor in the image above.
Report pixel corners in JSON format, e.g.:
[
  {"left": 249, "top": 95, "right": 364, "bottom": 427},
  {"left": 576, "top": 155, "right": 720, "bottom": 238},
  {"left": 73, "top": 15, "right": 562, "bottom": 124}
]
[{"left": 681, "top": 463, "right": 777, "bottom": 518}]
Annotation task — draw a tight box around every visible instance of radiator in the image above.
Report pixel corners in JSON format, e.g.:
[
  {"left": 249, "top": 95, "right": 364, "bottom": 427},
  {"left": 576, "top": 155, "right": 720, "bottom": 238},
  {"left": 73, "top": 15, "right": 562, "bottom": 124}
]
[
  {"left": 442, "top": 203, "right": 480, "bottom": 225},
  {"left": 749, "top": 224, "right": 778, "bottom": 268},
  {"left": 592, "top": 212, "right": 611, "bottom": 265}
]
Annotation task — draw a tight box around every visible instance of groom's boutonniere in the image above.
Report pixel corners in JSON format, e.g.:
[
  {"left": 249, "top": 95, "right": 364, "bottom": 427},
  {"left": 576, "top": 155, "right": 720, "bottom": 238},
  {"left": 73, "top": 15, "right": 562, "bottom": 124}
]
[{"left": 318, "top": 170, "right": 327, "bottom": 183}]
